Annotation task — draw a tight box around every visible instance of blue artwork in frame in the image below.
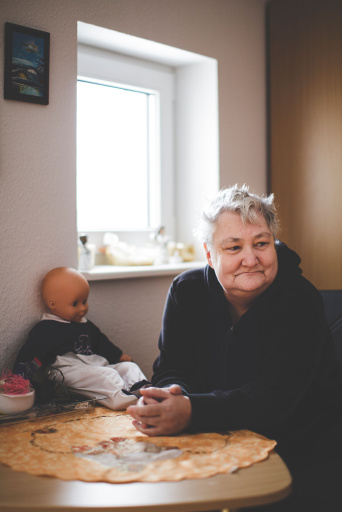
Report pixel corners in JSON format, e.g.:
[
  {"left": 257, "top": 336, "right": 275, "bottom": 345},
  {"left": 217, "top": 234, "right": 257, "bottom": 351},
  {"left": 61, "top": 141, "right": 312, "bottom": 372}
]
[{"left": 4, "top": 22, "right": 50, "bottom": 105}]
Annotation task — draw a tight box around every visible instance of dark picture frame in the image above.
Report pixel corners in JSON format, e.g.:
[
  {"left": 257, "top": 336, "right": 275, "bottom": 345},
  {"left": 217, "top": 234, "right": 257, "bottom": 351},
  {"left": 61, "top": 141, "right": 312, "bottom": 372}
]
[{"left": 4, "top": 22, "right": 50, "bottom": 105}]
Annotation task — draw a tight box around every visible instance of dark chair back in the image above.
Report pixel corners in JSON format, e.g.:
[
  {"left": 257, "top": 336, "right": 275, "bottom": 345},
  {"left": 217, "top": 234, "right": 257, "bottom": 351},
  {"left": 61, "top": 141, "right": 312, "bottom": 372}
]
[{"left": 320, "top": 290, "right": 342, "bottom": 368}]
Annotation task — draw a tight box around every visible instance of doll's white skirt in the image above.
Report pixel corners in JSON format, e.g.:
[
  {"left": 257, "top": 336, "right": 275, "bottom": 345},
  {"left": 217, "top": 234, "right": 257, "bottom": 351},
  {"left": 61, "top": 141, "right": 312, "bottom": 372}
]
[{"left": 50, "top": 352, "right": 147, "bottom": 410}]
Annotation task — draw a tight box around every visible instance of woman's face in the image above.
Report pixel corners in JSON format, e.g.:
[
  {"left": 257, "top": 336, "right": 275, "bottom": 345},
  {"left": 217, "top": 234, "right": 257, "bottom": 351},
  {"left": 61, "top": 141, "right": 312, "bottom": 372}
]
[{"left": 205, "top": 211, "right": 278, "bottom": 305}]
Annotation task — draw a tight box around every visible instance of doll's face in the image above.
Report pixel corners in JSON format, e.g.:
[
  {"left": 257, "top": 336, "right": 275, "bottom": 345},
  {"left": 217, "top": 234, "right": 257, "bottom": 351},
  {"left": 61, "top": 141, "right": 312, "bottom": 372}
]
[{"left": 43, "top": 268, "right": 90, "bottom": 323}]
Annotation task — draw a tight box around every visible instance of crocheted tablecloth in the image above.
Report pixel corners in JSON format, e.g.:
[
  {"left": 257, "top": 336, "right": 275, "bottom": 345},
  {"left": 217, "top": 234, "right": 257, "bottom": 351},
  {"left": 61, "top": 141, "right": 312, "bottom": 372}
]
[{"left": 0, "top": 407, "right": 276, "bottom": 482}]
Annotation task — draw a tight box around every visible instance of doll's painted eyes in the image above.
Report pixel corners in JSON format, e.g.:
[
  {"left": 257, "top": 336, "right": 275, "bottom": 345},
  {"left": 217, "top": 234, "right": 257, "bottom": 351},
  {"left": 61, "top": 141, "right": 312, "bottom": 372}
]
[{"left": 72, "top": 299, "right": 87, "bottom": 307}]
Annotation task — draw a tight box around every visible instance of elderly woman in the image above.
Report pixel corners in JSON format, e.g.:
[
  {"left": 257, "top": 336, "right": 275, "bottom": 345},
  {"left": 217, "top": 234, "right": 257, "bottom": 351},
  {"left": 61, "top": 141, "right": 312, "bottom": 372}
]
[{"left": 128, "top": 185, "right": 342, "bottom": 509}]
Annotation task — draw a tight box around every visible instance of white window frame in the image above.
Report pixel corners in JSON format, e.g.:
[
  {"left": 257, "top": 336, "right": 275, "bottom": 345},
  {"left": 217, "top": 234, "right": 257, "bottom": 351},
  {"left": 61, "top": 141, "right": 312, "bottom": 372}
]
[
  {"left": 77, "top": 44, "right": 175, "bottom": 240},
  {"left": 77, "top": 22, "right": 220, "bottom": 264}
]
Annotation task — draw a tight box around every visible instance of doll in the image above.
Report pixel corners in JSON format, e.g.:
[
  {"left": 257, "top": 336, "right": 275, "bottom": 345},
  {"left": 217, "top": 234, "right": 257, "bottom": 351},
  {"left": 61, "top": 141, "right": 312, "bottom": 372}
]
[{"left": 14, "top": 267, "right": 149, "bottom": 410}]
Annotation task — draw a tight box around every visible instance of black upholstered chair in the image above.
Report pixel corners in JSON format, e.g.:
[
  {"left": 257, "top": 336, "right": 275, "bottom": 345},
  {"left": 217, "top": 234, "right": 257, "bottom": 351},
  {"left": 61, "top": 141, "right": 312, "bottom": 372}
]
[{"left": 320, "top": 290, "right": 342, "bottom": 368}]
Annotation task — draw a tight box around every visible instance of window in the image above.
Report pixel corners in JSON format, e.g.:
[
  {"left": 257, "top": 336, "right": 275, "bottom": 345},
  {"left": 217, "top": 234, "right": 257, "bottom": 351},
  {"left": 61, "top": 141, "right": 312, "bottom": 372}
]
[
  {"left": 77, "top": 79, "right": 158, "bottom": 232},
  {"left": 77, "top": 44, "right": 174, "bottom": 239},
  {"left": 77, "top": 22, "right": 219, "bottom": 261}
]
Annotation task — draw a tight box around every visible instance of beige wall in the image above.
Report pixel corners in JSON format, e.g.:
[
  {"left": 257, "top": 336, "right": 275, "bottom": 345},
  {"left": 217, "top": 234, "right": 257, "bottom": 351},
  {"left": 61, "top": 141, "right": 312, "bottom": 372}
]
[{"left": 0, "top": 0, "right": 268, "bottom": 377}]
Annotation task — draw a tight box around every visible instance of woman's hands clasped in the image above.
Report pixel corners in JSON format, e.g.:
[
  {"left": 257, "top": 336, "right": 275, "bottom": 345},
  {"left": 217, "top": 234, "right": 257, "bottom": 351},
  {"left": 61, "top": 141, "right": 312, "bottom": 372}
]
[{"left": 127, "top": 384, "right": 192, "bottom": 436}]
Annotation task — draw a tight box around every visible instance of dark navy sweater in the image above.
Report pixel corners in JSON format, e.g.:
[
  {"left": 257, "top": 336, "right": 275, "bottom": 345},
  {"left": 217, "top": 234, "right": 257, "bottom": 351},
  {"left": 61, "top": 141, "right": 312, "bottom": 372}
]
[
  {"left": 152, "top": 241, "right": 342, "bottom": 464},
  {"left": 14, "top": 319, "right": 123, "bottom": 368}
]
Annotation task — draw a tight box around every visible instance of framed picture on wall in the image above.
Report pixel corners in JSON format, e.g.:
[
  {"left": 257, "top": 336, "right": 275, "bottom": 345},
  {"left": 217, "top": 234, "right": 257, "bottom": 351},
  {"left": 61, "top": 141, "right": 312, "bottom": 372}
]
[{"left": 4, "top": 22, "right": 50, "bottom": 105}]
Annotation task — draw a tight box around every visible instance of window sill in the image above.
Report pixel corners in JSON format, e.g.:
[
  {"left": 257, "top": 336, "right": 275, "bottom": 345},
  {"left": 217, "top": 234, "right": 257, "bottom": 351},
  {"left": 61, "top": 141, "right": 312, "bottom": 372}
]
[{"left": 81, "top": 261, "right": 206, "bottom": 281}]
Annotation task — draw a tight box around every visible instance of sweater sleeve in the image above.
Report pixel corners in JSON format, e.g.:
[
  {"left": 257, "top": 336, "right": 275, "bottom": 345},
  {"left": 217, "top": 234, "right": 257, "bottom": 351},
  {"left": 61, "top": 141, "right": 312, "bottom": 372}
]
[
  {"left": 152, "top": 271, "right": 212, "bottom": 392},
  {"left": 13, "top": 322, "right": 58, "bottom": 379},
  {"left": 88, "top": 321, "right": 123, "bottom": 364},
  {"left": 188, "top": 279, "right": 341, "bottom": 433},
  {"left": 14, "top": 322, "right": 52, "bottom": 368}
]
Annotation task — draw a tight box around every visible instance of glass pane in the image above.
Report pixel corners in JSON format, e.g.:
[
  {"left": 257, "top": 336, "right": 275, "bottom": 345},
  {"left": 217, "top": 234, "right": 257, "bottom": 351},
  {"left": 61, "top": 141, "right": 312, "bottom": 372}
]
[{"left": 77, "top": 80, "right": 151, "bottom": 231}]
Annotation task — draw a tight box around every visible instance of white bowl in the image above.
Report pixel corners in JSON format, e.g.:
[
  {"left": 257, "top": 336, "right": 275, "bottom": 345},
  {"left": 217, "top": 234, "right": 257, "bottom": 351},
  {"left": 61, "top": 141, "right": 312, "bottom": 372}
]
[{"left": 0, "top": 390, "right": 35, "bottom": 414}]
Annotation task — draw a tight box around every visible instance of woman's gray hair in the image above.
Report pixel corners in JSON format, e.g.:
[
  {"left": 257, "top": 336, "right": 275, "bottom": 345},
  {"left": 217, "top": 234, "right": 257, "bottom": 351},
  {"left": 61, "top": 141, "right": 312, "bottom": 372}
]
[{"left": 194, "top": 184, "right": 279, "bottom": 248}]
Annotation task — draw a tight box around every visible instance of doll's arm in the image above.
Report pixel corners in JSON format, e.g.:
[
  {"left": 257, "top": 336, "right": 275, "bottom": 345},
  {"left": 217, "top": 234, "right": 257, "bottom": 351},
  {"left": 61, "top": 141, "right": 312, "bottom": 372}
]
[
  {"left": 13, "top": 323, "right": 49, "bottom": 376},
  {"left": 88, "top": 320, "right": 124, "bottom": 363}
]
